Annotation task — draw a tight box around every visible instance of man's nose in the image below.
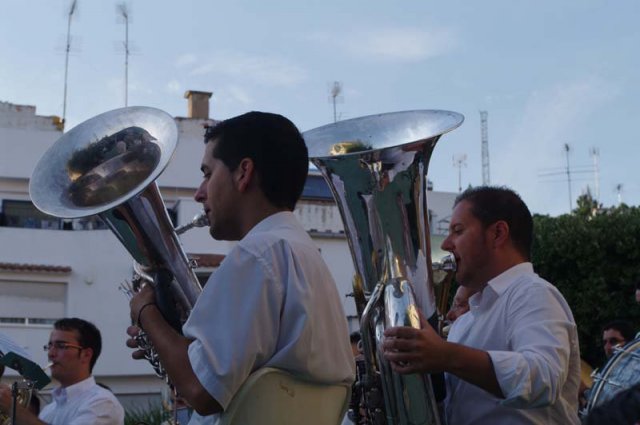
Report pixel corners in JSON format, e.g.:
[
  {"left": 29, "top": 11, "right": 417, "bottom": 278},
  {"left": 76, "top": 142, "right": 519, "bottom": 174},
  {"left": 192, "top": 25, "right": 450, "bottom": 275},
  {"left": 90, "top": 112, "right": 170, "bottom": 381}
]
[
  {"left": 194, "top": 183, "right": 205, "bottom": 202},
  {"left": 441, "top": 235, "right": 453, "bottom": 251}
]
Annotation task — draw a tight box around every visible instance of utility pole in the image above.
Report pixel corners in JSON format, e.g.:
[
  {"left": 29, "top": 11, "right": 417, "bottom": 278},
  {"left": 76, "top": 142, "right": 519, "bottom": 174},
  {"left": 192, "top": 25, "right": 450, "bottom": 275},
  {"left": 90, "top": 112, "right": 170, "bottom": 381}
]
[
  {"left": 480, "top": 111, "right": 490, "bottom": 185},
  {"left": 564, "top": 143, "right": 573, "bottom": 211},
  {"left": 62, "top": 0, "right": 77, "bottom": 126},
  {"left": 590, "top": 147, "right": 600, "bottom": 201}
]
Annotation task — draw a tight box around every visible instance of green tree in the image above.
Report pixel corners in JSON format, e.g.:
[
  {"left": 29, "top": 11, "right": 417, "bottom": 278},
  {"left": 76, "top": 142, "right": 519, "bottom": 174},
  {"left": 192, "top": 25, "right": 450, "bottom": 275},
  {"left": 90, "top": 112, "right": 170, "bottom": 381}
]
[
  {"left": 573, "top": 189, "right": 601, "bottom": 218},
  {"left": 531, "top": 204, "right": 640, "bottom": 369}
]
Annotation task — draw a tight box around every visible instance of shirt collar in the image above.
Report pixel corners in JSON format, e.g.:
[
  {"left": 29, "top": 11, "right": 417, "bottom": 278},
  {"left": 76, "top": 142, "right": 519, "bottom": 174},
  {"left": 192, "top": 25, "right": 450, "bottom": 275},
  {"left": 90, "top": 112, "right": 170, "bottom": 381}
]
[
  {"left": 468, "top": 262, "right": 533, "bottom": 310},
  {"left": 246, "top": 211, "right": 294, "bottom": 236},
  {"left": 52, "top": 376, "right": 95, "bottom": 405},
  {"left": 486, "top": 262, "right": 533, "bottom": 296}
]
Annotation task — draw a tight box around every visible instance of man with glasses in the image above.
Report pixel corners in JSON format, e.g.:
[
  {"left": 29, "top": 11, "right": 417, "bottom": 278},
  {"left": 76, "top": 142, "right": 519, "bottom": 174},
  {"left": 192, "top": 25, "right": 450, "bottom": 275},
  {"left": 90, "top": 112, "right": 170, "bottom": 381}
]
[{"left": 0, "top": 318, "right": 124, "bottom": 424}]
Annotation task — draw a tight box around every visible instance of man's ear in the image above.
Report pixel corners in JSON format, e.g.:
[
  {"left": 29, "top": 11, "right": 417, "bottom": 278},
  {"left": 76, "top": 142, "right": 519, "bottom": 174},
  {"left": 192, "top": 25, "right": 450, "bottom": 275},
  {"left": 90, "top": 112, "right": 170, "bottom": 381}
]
[
  {"left": 234, "top": 158, "right": 255, "bottom": 192},
  {"left": 80, "top": 347, "right": 93, "bottom": 366},
  {"left": 492, "top": 220, "right": 510, "bottom": 248}
]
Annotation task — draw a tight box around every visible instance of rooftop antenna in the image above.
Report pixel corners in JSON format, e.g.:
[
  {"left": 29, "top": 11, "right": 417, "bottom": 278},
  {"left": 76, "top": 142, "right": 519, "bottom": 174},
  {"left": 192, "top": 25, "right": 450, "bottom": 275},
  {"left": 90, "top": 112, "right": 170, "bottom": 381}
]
[
  {"left": 615, "top": 183, "right": 623, "bottom": 205},
  {"left": 538, "top": 144, "right": 595, "bottom": 213},
  {"left": 480, "top": 110, "right": 490, "bottom": 185},
  {"left": 329, "top": 81, "right": 343, "bottom": 123},
  {"left": 590, "top": 147, "right": 600, "bottom": 201},
  {"left": 117, "top": 3, "right": 131, "bottom": 107},
  {"left": 453, "top": 154, "right": 467, "bottom": 192},
  {"left": 62, "top": 0, "right": 77, "bottom": 127}
]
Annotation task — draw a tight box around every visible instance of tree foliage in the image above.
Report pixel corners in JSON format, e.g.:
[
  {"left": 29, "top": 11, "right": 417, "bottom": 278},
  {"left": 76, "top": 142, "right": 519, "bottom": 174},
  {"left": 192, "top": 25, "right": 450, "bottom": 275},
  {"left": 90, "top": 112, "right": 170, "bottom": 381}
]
[{"left": 531, "top": 200, "right": 640, "bottom": 369}]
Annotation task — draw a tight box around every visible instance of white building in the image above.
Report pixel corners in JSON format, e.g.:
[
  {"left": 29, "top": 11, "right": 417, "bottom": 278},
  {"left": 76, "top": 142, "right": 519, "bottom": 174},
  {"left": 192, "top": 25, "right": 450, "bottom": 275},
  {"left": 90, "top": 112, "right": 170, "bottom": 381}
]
[{"left": 0, "top": 93, "right": 456, "bottom": 409}]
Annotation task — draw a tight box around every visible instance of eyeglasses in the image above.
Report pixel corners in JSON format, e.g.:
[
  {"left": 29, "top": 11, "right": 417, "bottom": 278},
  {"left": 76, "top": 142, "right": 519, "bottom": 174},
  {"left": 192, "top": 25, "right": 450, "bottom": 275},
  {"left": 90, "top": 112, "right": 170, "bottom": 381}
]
[
  {"left": 603, "top": 338, "right": 625, "bottom": 346},
  {"left": 43, "top": 341, "right": 84, "bottom": 352}
]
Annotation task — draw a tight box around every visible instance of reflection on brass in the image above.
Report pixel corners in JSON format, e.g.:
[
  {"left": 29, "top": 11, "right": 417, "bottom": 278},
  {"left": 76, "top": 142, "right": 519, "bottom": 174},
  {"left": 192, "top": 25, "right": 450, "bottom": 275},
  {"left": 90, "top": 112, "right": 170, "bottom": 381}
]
[
  {"left": 66, "top": 127, "right": 160, "bottom": 207},
  {"left": 329, "top": 140, "right": 371, "bottom": 155}
]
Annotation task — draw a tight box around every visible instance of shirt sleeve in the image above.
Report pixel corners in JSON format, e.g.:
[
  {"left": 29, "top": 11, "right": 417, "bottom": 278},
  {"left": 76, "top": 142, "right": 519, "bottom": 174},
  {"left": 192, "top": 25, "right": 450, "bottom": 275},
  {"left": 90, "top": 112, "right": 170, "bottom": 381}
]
[
  {"left": 488, "top": 283, "right": 576, "bottom": 408},
  {"left": 183, "top": 243, "right": 284, "bottom": 410}
]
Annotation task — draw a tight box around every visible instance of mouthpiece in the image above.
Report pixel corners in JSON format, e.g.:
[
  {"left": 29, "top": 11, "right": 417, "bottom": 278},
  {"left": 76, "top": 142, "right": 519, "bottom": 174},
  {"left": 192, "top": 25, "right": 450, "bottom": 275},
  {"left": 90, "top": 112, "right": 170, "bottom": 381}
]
[
  {"left": 43, "top": 362, "right": 53, "bottom": 371},
  {"left": 175, "top": 211, "right": 209, "bottom": 235}
]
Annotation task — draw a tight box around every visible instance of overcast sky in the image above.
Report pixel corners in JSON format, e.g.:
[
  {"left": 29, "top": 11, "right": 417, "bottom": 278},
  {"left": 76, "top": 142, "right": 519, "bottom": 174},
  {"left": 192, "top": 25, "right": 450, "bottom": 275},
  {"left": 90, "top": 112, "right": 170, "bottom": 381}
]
[{"left": 2, "top": 0, "right": 638, "bottom": 216}]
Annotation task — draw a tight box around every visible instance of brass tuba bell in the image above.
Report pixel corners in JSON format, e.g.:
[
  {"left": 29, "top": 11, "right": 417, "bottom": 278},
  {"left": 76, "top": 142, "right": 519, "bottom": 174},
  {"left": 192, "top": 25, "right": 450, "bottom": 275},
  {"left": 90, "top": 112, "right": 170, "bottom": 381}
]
[
  {"left": 305, "top": 110, "right": 463, "bottom": 425},
  {"left": 29, "top": 107, "right": 203, "bottom": 378}
]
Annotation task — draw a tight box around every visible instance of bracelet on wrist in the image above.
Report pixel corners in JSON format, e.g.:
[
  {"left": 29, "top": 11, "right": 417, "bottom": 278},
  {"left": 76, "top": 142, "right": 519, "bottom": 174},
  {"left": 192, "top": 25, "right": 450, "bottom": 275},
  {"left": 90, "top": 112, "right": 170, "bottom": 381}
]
[{"left": 136, "top": 302, "right": 157, "bottom": 329}]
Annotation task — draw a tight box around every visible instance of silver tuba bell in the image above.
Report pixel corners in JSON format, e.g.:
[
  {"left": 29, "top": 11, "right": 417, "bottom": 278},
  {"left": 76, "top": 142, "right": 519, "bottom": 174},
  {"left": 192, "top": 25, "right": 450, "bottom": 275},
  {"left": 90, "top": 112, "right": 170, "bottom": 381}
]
[
  {"left": 304, "top": 110, "right": 463, "bottom": 425},
  {"left": 29, "top": 106, "right": 204, "bottom": 378}
]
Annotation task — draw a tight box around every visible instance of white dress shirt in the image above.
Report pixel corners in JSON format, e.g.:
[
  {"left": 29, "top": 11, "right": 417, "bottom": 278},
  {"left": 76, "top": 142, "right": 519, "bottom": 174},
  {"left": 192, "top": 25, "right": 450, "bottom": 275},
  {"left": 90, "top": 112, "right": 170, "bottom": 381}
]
[
  {"left": 183, "top": 211, "right": 355, "bottom": 424},
  {"left": 445, "top": 262, "right": 581, "bottom": 425},
  {"left": 39, "top": 376, "right": 124, "bottom": 425}
]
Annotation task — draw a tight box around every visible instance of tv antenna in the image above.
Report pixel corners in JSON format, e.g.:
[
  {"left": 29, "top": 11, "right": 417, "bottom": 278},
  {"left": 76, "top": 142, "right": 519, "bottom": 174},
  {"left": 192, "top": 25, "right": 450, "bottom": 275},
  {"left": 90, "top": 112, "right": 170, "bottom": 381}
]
[
  {"left": 329, "top": 81, "right": 343, "bottom": 123},
  {"left": 453, "top": 154, "right": 467, "bottom": 192},
  {"left": 61, "top": 0, "right": 77, "bottom": 126},
  {"left": 117, "top": 3, "right": 131, "bottom": 107},
  {"left": 615, "top": 183, "right": 624, "bottom": 205}
]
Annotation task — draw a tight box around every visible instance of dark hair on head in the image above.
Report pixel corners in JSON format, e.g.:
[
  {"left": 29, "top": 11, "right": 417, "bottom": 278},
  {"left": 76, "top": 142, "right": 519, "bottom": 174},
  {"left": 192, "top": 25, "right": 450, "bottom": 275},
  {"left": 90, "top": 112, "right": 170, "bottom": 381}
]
[
  {"left": 54, "top": 318, "right": 102, "bottom": 372},
  {"left": 203, "top": 111, "right": 309, "bottom": 210},
  {"left": 603, "top": 319, "right": 636, "bottom": 342},
  {"left": 350, "top": 331, "right": 361, "bottom": 344},
  {"left": 454, "top": 186, "right": 533, "bottom": 260}
]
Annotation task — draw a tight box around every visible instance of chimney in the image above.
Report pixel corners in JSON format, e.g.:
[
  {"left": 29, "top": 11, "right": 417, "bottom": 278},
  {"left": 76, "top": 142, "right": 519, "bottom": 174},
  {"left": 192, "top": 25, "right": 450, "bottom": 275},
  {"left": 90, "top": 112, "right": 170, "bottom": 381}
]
[{"left": 184, "top": 90, "right": 212, "bottom": 119}]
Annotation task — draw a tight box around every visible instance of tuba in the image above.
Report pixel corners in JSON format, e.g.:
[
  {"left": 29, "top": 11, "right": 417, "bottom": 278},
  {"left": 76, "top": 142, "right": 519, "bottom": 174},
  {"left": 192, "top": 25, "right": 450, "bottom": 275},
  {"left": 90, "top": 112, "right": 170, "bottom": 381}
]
[
  {"left": 29, "top": 106, "right": 203, "bottom": 378},
  {"left": 304, "top": 110, "right": 463, "bottom": 425}
]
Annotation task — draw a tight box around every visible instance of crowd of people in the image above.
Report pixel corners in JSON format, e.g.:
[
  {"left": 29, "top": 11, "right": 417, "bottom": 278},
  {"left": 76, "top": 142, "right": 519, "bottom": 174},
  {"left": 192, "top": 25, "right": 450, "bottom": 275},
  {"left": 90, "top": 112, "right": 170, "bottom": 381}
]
[{"left": 0, "top": 110, "right": 637, "bottom": 424}]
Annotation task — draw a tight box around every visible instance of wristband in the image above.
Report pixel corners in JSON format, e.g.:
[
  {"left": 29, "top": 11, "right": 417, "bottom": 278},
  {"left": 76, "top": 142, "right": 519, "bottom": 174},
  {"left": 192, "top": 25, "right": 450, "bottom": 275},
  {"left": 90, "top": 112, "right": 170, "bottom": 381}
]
[{"left": 136, "top": 302, "right": 157, "bottom": 329}]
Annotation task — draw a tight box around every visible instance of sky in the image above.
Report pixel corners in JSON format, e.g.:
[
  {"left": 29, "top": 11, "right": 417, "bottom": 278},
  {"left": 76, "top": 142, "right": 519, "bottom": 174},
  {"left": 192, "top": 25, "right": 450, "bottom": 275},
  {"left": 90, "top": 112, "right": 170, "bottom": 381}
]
[{"left": 1, "top": 0, "right": 639, "bottom": 216}]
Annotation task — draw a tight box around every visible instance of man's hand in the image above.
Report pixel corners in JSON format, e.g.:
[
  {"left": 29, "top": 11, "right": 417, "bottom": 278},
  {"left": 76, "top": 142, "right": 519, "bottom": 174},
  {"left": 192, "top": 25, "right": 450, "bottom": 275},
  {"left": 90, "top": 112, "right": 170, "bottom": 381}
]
[
  {"left": 125, "top": 325, "right": 148, "bottom": 360},
  {"left": 0, "top": 384, "right": 44, "bottom": 424},
  {"left": 129, "top": 284, "right": 156, "bottom": 326},
  {"left": 383, "top": 312, "right": 450, "bottom": 374},
  {"left": 127, "top": 284, "right": 158, "bottom": 361}
]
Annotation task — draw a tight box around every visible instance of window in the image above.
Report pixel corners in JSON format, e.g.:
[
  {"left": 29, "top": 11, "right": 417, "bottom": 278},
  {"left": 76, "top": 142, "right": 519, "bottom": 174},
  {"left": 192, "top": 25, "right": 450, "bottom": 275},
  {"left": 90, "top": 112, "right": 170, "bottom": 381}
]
[
  {"left": 0, "top": 280, "right": 66, "bottom": 326},
  {"left": 0, "top": 200, "right": 108, "bottom": 230},
  {"left": 1, "top": 200, "right": 61, "bottom": 229}
]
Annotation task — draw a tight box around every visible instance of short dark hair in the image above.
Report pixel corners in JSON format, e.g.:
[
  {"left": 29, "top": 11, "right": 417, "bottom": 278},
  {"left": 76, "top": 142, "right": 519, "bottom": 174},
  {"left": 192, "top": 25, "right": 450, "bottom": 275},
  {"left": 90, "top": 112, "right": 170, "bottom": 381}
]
[
  {"left": 455, "top": 186, "right": 533, "bottom": 260},
  {"left": 603, "top": 319, "right": 636, "bottom": 343},
  {"left": 350, "top": 331, "right": 361, "bottom": 344},
  {"left": 204, "top": 112, "right": 309, "bottom": 211},
  {"left": 54, "top": 318, "right": 102, "bottom": 372}
]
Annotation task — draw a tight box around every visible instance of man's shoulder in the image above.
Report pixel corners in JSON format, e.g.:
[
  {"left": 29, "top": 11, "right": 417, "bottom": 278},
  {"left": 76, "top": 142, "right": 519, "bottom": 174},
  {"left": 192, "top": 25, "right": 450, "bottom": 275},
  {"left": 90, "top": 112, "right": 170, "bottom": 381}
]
[{"left": 238, "top": 215, "right": 313, "bottom": 256}]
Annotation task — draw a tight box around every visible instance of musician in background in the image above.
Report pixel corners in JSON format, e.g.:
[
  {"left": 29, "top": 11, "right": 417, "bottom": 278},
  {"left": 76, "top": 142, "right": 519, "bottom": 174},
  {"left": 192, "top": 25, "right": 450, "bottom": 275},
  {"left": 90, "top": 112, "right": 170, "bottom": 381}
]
[
  {"left": 602, "top": 319, "right": 635, "bottom": 359},
  {"left": 126, "top": 111, "right": 355, "bottom": 424},
  {"left": 0, "top": 318, "right": 124, "bottom": 425},
  {"left": 383, "top": 186, "right": 581, "bottom": 424},
  {"left": 445, "top": 285, "right": 474, "bottom": 323}
]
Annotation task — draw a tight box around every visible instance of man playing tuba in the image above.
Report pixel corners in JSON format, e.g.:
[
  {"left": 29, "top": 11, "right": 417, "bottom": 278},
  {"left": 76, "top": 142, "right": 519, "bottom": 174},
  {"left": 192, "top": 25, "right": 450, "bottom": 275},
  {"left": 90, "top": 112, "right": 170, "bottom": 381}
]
[
  {"left": 383, "top": 186, "right": 581, "bottom": 425},
  {"left": 126, "top": 111, "right": 355, "bottom": 424}
]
